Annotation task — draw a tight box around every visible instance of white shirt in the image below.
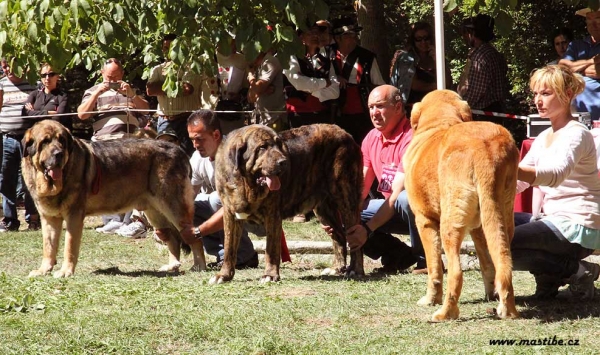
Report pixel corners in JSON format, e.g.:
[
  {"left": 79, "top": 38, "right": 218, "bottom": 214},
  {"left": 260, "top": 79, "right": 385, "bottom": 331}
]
[
  {"left": 519, "top": 120, "right": 600, "bottom": 229},
  {"left": 283, "top": 55, "right": 340, "bottom": 102},
  {"left": 190, "top": 151, "right": 216, "bottom": 197}
]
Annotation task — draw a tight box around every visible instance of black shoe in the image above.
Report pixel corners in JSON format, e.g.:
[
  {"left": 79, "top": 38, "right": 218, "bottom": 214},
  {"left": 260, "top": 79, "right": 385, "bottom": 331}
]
[
  {"left": 207, "top": 260, "right": 224, "bottom": 270},
  {"left": 373, "top": 264, "right": 410, "bottom": 275},
  {"left": 237, "top": 252, "right": 259, "bottom": 269}
]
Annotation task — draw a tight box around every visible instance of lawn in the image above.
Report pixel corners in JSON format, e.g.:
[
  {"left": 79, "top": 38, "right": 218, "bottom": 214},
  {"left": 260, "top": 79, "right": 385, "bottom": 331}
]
[{"left": 0, "top": 218, "right": 598, "bottom": 354}]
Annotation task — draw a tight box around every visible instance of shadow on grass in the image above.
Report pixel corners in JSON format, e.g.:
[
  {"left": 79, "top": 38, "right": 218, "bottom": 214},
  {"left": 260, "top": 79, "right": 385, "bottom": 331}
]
[
  {"left": 92, "top": 266, "right": 183, "bottom": 278},
  {"left": 458, "top": 292, "right": 600, "bottom": 322},
  {"left": 515, "top": 293, "right": 600, "bottom": 322},
  {"left": 298, "top": 272, "right": 403, "bottom": 282}
]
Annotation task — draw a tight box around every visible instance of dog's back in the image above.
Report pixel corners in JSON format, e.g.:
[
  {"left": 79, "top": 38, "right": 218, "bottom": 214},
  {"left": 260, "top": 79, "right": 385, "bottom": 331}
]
[{"left": 278, "top": 124, "right": 363, "bottom": 222}]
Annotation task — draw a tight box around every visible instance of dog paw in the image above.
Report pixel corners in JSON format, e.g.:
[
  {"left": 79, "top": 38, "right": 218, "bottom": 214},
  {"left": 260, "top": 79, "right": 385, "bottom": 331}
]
[
  {"left": 159, "top": 262, "right": 181, "bottom": 272},
  {"left": 495, "top": 303, "right": 519, "bottom": 319},
  {"left": 417, "top": 294, "right": 443, "bottom": 306},
  {"left": 28, "top": 269, "right": 50, "bottom": 277},
  {"left": 53, "top": 269, "right": 73, "bottom": 278},
  {"left": 208, "top": 274, "right": 230, "bottom": 285},
  {"left": 431, "top": 306, "right": 460, "bottom": 322},
  {"left": 260, "top": 275, "right": 280, "bottom": 283},
  {"left": 320, "top": 267, "right": 341, "bottom": 276}
]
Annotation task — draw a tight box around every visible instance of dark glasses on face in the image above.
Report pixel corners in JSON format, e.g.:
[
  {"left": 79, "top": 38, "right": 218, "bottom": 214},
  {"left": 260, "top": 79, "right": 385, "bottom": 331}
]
[
  {"left": 105, "top": 58, "right": 121, "bottom": 65},
  {"left": 40, "top": 72, "right": 57, "bottom": 78},
  {"left": 414, "top": 36, "right": 430, "bottom": 42}
]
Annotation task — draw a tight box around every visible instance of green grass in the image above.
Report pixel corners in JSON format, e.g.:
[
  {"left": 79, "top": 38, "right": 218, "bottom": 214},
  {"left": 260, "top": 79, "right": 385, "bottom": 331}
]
[{"left": 0, "top": 218, "right": 599, "bottom": 354}]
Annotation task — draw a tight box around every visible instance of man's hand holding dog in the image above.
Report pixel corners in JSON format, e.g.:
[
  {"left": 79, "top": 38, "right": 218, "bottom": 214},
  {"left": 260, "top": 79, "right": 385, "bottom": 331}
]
[{"left": 346, "top": 224, "right": 368, "bottom": 253}]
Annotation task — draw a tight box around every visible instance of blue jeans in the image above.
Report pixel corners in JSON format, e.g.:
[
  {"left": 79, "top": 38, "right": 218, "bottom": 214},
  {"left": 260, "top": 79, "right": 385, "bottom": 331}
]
[
  {"left": 194, "top": 191, "right": 256, "bottom": 265},
  {"left": 0, "top": 135, "right": 38, "bottom": 226},
  {"left": 157, "top": 115, "right": 193, "bottom": 157},
  {"left": 360, "top": 190, "right": 424, "bottom": 266},
  {"left": 511, "top": 213, "right": 591, "bottom": 278}
]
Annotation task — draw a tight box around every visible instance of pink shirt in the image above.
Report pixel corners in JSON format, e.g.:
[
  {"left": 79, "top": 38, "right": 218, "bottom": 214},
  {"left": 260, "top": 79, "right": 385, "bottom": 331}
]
[{"left": 361, "top": 118, "right": 413, "bottom": 198}]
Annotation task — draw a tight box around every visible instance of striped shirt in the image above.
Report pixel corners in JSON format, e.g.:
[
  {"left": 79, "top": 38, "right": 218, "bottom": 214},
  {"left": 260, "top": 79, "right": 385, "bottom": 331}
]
[
  {"left": 81, "top": 85, "right": 139, "bottom": 138},
  {"left": 0, "top": 77, "right": 37, "bottom": 135}
]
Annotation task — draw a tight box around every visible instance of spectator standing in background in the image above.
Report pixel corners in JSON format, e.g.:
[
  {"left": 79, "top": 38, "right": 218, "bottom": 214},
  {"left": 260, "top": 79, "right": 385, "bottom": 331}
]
[
  {"left": 0, "top": 58, "right": 40, "bottom": 232},
  {"left": 390, "top": 22, "right": 452, "bottom": 116},
  {"left": 331, "top": 16, "right": 385, "bottom": 144},
  {"left": 548, "top": 27, "right": 574, "bottom": 65},
  {"left": 457, "top": 14, "right": 509, "bottom": 112},
  {"left": 559, "top": 8, "right": 600, "bottom": 121}
]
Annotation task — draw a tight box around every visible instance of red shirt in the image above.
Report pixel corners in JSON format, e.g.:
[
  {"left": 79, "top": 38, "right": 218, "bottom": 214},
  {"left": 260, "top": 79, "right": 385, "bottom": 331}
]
[{"left": 361, "top": 118, "right": 413, "bottom": 198}]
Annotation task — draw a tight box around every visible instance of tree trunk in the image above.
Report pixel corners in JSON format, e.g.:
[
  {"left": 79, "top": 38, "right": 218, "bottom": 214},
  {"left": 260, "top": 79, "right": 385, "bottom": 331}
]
[{"left": 357, "top": 0, "right": 390, "bottom": 82}]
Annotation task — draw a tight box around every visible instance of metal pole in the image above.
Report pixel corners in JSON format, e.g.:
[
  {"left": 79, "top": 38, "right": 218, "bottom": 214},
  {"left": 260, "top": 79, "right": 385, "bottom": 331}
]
[{"left": 434, "top": 0, "right": 446, "bottom": 89}]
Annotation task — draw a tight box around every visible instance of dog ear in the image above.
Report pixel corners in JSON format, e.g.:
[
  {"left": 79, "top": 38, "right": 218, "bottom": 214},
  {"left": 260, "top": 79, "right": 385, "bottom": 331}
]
[
  {"left": 459, "top": 100, "right": 473, "bottom": 122},
  {"left": 231, "top": 142, "right": 247, "bottom": 172},
  {"left": 64, "top": 127, "right": 74, "bottom": 154},
  {"left": 410, "top": 102, "right": 421, "bottom": 131},
  {"left": 21, "top": 128, "right": 36, "bottom": 158}
]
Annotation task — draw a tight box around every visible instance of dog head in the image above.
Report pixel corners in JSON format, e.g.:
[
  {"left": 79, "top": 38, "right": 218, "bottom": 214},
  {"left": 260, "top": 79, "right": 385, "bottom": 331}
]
[
  {"left": 22, "top": 120, "right": 73, "bottom": 197},
  {"left": 217, "top": 124, "right": 289, "bottom": 219},
  {"left": 410, "top": 90, "right": 472, "bottom": 133}
]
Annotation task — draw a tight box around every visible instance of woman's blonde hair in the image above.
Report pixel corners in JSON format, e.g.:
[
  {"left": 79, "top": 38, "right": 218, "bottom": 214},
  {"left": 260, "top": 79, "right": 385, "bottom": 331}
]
[{"left": 529, "top": 64, "right": 585, "bottom": 106}]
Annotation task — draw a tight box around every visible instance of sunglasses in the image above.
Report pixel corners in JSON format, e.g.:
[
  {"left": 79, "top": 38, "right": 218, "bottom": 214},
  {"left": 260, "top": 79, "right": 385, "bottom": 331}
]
[
  {"left": 40, "top": 72, "right": 57, "bottom": 78},
  {"left": 105, "top": 58, "right": 122, "bottom": 65},
  {"left": 414, "top": 36, "right": 430, "bottom": 42}
]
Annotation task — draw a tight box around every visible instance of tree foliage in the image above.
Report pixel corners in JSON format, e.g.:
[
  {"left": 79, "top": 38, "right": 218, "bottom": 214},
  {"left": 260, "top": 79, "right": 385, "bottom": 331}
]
[
  {"left": 0, "top": 0, "right": 595, "bottom": 100},
  {"left": 0, "top": 0, "right": 328, "bottom": 96}
]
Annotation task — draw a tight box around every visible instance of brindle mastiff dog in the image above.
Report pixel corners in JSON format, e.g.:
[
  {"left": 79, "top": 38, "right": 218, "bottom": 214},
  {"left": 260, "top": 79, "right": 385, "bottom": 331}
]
[
  {"left": 22, "top": 120, "right": 205, "bottom": 278},
  {"left": 212, "top": 124, "right": 363, "bottom": 284}
]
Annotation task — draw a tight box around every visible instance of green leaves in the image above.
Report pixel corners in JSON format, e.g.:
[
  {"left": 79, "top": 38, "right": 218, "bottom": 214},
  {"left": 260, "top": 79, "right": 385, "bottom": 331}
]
[{"left": 98, "top": 21, "right": 114, "bottom": 45}]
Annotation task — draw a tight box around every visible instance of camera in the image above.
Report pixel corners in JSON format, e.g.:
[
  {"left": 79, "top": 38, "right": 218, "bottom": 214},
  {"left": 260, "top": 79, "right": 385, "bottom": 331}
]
[{"left": 108, "top": 82, "right": 120, "bottom": 90}]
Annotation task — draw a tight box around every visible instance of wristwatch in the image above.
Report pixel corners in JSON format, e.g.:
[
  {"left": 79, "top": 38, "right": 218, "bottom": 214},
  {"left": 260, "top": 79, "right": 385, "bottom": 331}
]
[
  {"left": 193, "top": 226, "right": 202, "bottom": 240},
  {"left": 360, "top": 221, "right": 375, "bottom": 239}
]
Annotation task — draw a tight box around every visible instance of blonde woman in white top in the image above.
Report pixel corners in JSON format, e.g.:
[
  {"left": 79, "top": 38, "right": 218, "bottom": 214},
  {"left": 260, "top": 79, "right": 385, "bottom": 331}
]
[{"left": 513, "top": 64, "right": 600, "bottom": 299}]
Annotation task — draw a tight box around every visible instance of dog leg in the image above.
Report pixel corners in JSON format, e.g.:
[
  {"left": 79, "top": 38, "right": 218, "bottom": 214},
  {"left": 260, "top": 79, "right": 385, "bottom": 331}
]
[
  {"left": 431, "top": 224, "right": 465, "bottom": 322},
  {"left": 209, "top": 211, "right": 243, "bottom": 284},
  {"left": 471, "top": 227, "right": 497, "bottom": 301},
  {"left": 157, "top": 228, "right": 182, "bottom": 272},
  {"left": 348, "top": 249, "right": 365, "bottom": 278},
  {"left": 487, "top": 231, "right": 519, "bottom": 319},
  {"left": 189, "top": 240, "right": 207, "bottom": 272},
  {"left": 261, "top": 217, "right": 282, "bottom": 283},
  {"left": 29, "top": 215, "right": 62, "bottom": 277},
  {"left": 416, "top": 217, "right": 444, "bottom": 306},
  {"left": 480, "top": 195, "right": 519, "bottom": 319},
  {"left": 53, "top": 212, "right": 85, "bottom": 278}
]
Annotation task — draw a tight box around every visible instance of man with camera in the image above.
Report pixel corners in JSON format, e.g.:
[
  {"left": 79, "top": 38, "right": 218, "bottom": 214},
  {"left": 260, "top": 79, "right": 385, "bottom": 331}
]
[{"left": 77, "top": 58, "right": 149, "bottom": 141}]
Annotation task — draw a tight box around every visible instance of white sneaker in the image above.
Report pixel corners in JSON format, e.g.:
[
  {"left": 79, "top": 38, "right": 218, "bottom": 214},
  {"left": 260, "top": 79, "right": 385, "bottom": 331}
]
[
  {"left": 116, "top": 221, "right": 147, "bottom": 239},
  {"left": 95, "top": 220, "right": 124, "bottom": 234}
]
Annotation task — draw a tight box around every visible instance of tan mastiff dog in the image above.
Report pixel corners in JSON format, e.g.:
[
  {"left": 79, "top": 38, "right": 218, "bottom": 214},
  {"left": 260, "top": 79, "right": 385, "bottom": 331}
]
[{"left": 403, "top": 90, "right": 519, "bottom": 321}]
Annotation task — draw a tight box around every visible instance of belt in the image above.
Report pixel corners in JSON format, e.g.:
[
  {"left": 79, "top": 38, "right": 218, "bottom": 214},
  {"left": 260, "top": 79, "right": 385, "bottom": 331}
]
[{"left": 161, "top": 112, "right": 192, "bottom": 121}]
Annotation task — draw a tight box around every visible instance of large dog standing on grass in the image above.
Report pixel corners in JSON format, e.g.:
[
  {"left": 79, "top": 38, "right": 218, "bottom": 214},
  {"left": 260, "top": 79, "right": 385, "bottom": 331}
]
[
  {"left": 212, "top": 124, "right": 363, "bottom": 284},
  {"left": 22, "top": 120, "right": 205, "bottom": 277},
  {"left": 403, "top": 90, "right": 520, "bottom": 321}
]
